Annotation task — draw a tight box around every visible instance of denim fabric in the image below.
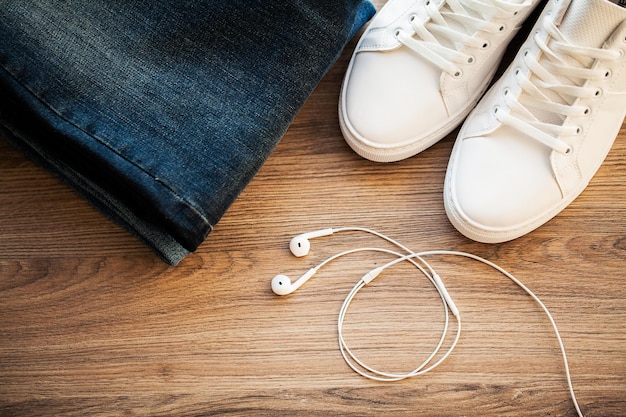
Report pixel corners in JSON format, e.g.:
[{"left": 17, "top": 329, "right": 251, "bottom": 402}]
[{"left": 0, "top": 0, "right": 375, "bottom": 265}]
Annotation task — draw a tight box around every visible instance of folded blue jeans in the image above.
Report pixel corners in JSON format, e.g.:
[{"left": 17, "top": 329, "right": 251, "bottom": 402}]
[{"left": 0, "top": 0, "right": 375, "bottom": 265}]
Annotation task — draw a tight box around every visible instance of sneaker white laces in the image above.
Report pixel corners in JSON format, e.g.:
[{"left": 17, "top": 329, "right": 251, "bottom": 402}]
[
  {"left": 494, "top": 15, "right": 623, "bottom": 155},
  {"left": 394, "top": 0, "right": 533, "bottom": 77}
]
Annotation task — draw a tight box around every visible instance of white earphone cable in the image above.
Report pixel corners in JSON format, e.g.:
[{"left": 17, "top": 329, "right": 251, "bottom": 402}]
[
  {"left": 307, "top": 246, "right": 458, "bottom": 381},
  {"left": 274, "top": 227, "right": 583, "bottom": 417},
  {"left": 339, "top": 278, "right": 462, "bottom": 381},
  {"left": 313, "top": 246, "right": 461, "bottom": 382}
]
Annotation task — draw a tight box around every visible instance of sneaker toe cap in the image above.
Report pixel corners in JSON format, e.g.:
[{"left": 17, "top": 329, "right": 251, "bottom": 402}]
[
  {"left": 342, "top": 49, "right": 448, "bottom": 147},
  {"left": 449, "top": 129, "right": 563, "bottom": 235}
]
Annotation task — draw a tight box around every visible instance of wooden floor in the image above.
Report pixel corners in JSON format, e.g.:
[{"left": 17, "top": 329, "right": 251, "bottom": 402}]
[{"left": 1, "top": 3, "right": 625, "bottom": 416}]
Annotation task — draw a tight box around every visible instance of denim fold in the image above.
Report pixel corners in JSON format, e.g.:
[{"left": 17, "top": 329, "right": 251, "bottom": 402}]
[{"left": 0, "top": 0, "right": 376, "bottom": 264}]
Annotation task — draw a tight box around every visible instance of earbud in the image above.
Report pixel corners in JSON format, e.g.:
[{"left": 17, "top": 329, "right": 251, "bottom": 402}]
[
  {"left": 271, "top": 268, "right": 318, "bottom": 295},
  {"left": 289, "top": 228, "right": 335, "bottom": 257}
]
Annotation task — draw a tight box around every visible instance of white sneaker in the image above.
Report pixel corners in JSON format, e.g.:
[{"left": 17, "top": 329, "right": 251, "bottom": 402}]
[
  {"left": 339, "top": 0, "right": 543, "bottom": 162},
  {"left": 444, "top": 0, "right": 626, "bottom": 243}
]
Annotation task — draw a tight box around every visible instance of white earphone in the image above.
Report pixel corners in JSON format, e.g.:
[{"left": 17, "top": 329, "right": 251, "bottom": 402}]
[
  {"left": 274, "top": 226, "right": 416, "bottom": 295},
  {"left": 288, "top": 228, "right": 335, "bottom": 257},
  {"left": 271, "top": 268, "right": 318, "bottom": 295},
  {"left": 270, "top": 227, "right": 583, "bottom": 417}
]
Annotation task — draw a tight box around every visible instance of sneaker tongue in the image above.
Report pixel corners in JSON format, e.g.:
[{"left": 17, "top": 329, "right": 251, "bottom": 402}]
[
  {"left": 527, "top": 0, "right": 625, "bottom": 125},
  {"left": 558, "top": 0, "right": 626, "bottom": 48}
]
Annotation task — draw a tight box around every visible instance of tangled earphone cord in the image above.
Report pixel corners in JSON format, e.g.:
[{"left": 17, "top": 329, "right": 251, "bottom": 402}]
[
  {"left": 276, "top": 227, "right": 583, "bottom": 417},
  {"left": 316, "top": 246, "right": 458, "bottom": 381}
]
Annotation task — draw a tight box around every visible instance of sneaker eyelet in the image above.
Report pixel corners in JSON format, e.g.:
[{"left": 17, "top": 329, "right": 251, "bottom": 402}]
[
  {"left": 499, "top": 24, "right": 506, "bottom": 32},
  {"left": 604, "top": 69, "right": 612, "bottom": 78},
  {"left": 453, "top": 69, "right": 463, "bottom": 78},
  {"left": 503, "top": 88, "right": 510, "bottom": 96},
  {"left": 394, "top": 29, "right": 402, "bottom": 38},
  {"left": 482, "top": 41, "right": 491, "bottom": 49},
  {"left": 564, "top": 146, "right": 573, "bottom": 156},
  {"left": 575, "top": 126, "right": 582, "bottom": 135},
  {"left": 467, "top": 56, "right": 475, "bottom": 64},
  {"left": 583, "top": 106, "right": 591, "bottom": 116},
  {"left": 409, "top": 14, "right": 417, "bottom": 23},
  {"left": 594, "top": 88, "right": 603, "bottom": 97}
]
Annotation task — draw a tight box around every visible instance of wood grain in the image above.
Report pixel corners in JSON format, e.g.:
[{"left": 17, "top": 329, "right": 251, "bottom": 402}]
[{"left": 1, "top": 2, "right": 625, "bottom": 416}]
